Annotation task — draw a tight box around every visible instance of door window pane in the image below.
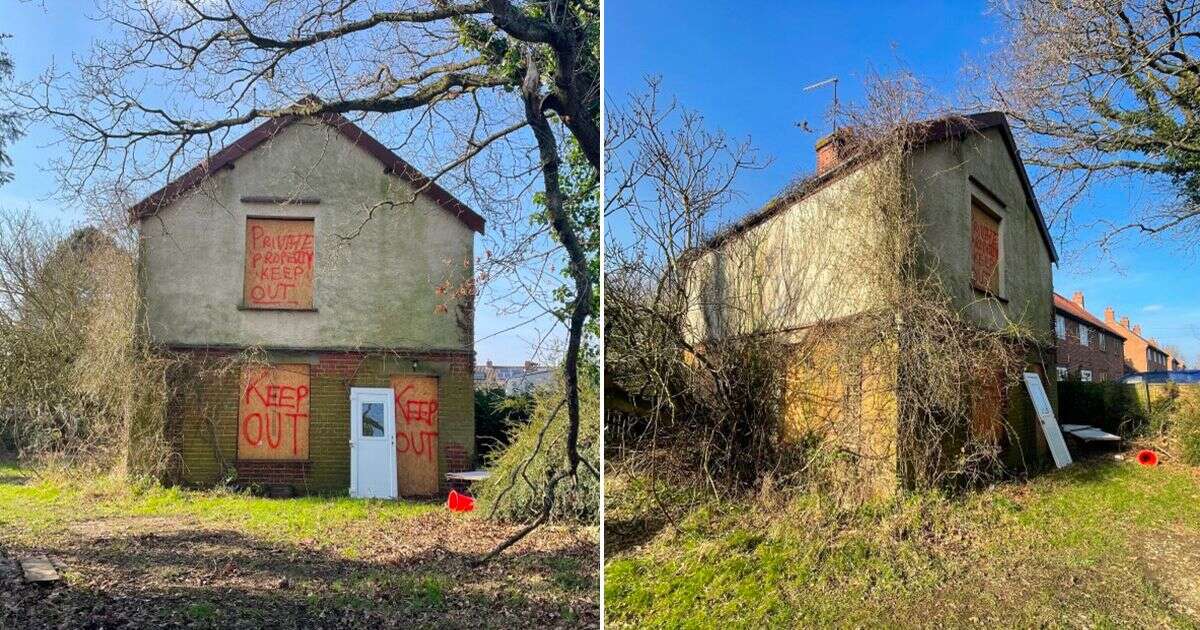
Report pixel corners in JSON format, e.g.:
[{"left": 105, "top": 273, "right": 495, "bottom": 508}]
[{"left": 361, "top": 402, "right": 386, "bottom": 437}]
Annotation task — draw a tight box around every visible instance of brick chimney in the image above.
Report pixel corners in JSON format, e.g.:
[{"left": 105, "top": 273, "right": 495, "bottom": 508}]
[
  {"left": 1120, "top": 316, "right": 1130, "bottom": 329},
  {"left": 815, "top": 131, "right": 852, "bottom": 175},
  {"left": 1104, "top": 306, "right": 1116, "bottom": 323},
  {"left": 1071, "top": 291, "right": 1085, "bottom": 308},
  {"left": 1134, "top": 324, "right": 1143, "bottom": 336}
]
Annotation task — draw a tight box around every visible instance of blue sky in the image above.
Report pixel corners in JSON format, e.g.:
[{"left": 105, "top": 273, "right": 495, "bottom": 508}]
[
  {"left": 0, "top": 2, "right": 552, "bottom": 366},
  {"left": 606, "top": 0, "right": 1200, "bottom": 364}
]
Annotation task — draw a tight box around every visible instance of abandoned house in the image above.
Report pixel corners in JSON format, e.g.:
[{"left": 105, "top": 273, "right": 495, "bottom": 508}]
[
  {"left": 1054, "top": 292, "right": 1127, "bottom": 382},
  {"left": 683, "top": 112, "right": 1059, "bottom": 492},
  {"left": 131, "top": 110, "right": 482, "bottom": 498}
]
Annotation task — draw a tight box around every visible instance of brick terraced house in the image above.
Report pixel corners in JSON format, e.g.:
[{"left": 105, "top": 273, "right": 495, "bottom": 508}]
[
  {"left": 1103, "top": 309, "right": 1178, "bottom": 374},
  {"left": 1053, "top": 292, "right": 1127, "bottom": 382},
  {"left": 134, "top": 108, "right": 482, "bottom": 498}
]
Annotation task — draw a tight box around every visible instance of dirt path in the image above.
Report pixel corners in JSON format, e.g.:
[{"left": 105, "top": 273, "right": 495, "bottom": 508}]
[
  {"left": 1, "top": 513, "right": 598, "bottom": 629},
  {"left": 1140, "top": 526, "right": 1200, "bottom": 620}
]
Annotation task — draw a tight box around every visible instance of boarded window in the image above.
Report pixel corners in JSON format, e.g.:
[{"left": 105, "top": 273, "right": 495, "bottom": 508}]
[
  {"left": 392, "top": 374, "right": 440, "bottom": 496},
  {"left": 244, "top": 218, "right": 315, "bottom": 309},
  {"left": 971, "top": 201, "right": 1000, "bottom": 295},
  {"left": 970, "top": 369, "right": 1005, "bottom": 444},
  {"left": 238, "top": 364, "right": 310, "bottom": 460}
]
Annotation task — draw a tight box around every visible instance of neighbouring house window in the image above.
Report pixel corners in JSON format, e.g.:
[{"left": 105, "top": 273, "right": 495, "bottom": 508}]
[
  {"left": 1055, "top": 315, "right": 1066, "bottom": 339},
  {"left": 971, "top": 201, "right": 1001, "bottom": 296},
  {"left": 1056, "top": 366, "right": 1069, "bottom": 381},
  {"left": 1080, "top": 326, "right": 1090, "bottom": 347},
  {"left": 244, "top": 217, "right": 315, "bottom": 309},
  {"left": 1080, "top": 369, "right": 1092, "bottom": 382}
]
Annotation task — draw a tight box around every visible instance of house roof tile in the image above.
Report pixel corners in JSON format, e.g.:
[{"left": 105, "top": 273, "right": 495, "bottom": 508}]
[{"left": 1053, "top": 293, "right": 1127, "bottom": 339}]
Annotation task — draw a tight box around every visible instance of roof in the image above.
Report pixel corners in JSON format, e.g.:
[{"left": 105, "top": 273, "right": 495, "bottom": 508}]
[
  {"left": 1053, "top": 293, "right": 1127, "bottom": 339},
  {"left": 1112, "top": 319, "right": 1168, "bottom": 354},
  {"left": 126, "top": 104, "right": 485, "bottom": 234},
  {"left": 700, "top": 111, "right": 1057, "bottom": 262}
]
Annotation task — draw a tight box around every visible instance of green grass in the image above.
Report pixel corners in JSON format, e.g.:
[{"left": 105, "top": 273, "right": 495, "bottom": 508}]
[
  {"left": 0, "top": 460, "right": 598, "bottom": 628},
  {"left": 0, "top": 460, "right": 436, "bottom": 548},
  {"left": 183, "top": 601, "right": 217, "bottom": 622},
  {"left": 605, "top": 460, "right": 1200, "bottom": 628}
]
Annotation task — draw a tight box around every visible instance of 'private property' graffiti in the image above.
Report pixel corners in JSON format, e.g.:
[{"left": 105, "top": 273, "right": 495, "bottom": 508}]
[{"left": 243, "top": 218, "right": 315, "bottom": 309}]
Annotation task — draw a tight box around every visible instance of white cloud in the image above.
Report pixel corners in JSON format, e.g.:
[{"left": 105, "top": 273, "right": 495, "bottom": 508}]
[{"left": 1143, "top": 304, "right": 1164, "bottom": 313}]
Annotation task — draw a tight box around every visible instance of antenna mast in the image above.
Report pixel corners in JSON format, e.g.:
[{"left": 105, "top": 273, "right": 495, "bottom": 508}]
[{"left": 803, "top": 76, "right": 840, "bottom": 130}]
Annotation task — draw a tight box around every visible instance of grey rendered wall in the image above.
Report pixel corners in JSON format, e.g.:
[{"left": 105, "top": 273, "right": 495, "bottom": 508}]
[
  {"left": 909, "top": 127, "right": 1055, "bottom": 342},
  {"left": 684, "top": 163, "right": 892, "bottom": 343},
  {"left": 909, "top": 126, "right": 1058, "bottom": 462},
  {"left": 138, "top": 119, "right": 474, "bottom": 352}
]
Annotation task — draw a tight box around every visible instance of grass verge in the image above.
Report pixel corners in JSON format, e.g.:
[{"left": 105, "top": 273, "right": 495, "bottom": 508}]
[{"left": 605, "top": 457, "right": 1200, "bottom": 628}]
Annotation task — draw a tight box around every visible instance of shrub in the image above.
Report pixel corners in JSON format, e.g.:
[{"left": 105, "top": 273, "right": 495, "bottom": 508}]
[
  {"left": 1172, "top": 388, "right": 1200, "bottom": 466},
  {"left": 474, "top": 375, "right": 599, "bottom": 525},
  {"left": 473, "top": 387, "right": 532, "bottom": 459}
]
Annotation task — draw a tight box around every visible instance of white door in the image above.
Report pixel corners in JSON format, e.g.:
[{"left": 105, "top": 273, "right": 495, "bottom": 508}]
[
  {"left": 1022, "top": 372, "right": 1072, "bottom": 469},
  {"left": 349, "top": 387, "right": 398, "bottom": 499}
]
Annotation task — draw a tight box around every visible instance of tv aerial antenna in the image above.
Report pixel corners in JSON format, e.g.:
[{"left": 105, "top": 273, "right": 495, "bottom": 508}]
[{"left": 803, "top": 76, "right": 840, "bottom": 131}]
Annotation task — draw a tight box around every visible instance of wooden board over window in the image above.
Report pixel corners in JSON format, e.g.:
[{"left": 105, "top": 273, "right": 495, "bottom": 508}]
[
  {"left": 238, "top": 364, "right": 310, "bottom": 460},
  {"left": 971, "top": 202, "right": 1000, "bottom": 296},
  {"left": 970, "top": 369, "right": 1005, "bottom": 445},
  {"left": 244, "top": 218, "right": 315, "bottom": 309},
  {"left": 391, "top": 375, "right": 440, "bottom": 496}
]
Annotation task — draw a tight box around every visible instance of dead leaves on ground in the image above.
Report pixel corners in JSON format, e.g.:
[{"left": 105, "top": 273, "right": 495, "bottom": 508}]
[{"left": 1, "top": 512, "right": 598, "bottom": 629}]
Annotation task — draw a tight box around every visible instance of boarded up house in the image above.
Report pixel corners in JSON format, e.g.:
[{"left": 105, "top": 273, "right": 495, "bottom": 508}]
[
  {"left": 132, "top": 110, "right": 482, "bottom": 498},
  {"left": 683, "top": 112, "right": 1058, "bottom": 492}
]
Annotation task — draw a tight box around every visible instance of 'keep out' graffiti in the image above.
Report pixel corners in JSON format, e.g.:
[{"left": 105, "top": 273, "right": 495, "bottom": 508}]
[
  {"left": 395, "top": 383, "right": 438, "bottom": 464},
  {"left": 238, "top": 364, "right": 311, "bottom": 460}
]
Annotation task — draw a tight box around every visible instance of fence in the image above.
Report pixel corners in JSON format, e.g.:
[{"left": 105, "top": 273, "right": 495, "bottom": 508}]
[{"left": 1057, "top": 380, "right": 1200, "bottom": 436}]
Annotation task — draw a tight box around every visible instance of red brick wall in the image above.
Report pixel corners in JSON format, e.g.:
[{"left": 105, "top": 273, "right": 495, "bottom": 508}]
[
  {"left": 234, "top": 460, "right": 311, "bottom": 484},
  {"left": 1055, "top": 315, "right": 1125, "bottom": 381},
  {"left": 166, "top": 347, "right": 475, "bottom": 496}
]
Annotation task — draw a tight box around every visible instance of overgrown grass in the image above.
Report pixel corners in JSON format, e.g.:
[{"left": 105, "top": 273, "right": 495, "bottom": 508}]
[
  {"left": 0, "top": 461, "right": 436, "bottom": 548},
  {"left": 605, "top": 459, "right": 1200, "bottom": 628}
]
